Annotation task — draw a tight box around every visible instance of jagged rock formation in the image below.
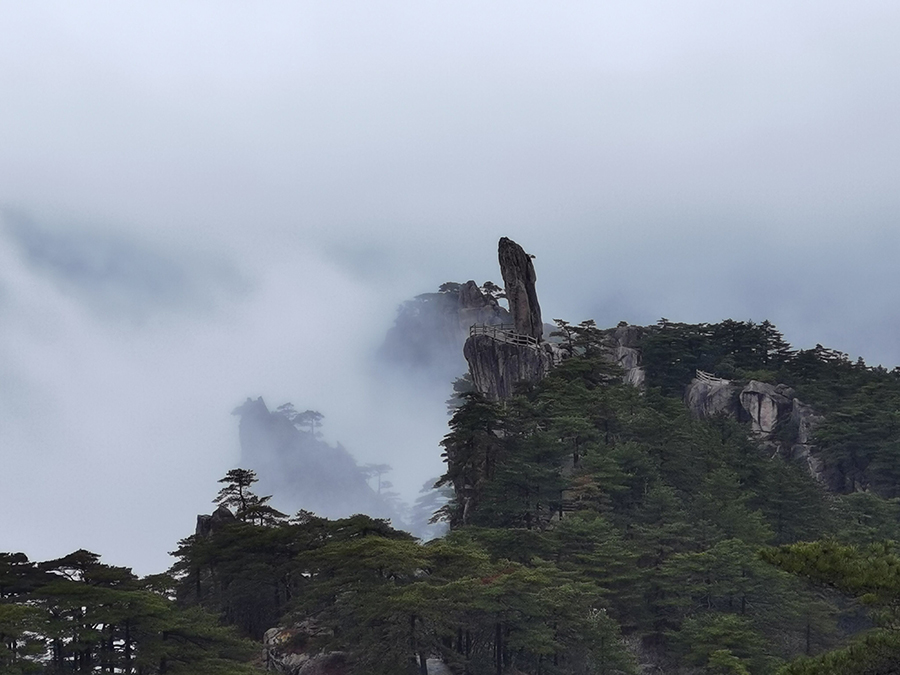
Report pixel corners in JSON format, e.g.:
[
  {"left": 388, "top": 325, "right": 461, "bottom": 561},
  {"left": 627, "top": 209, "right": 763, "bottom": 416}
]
[
  {"left": 684, "top": 373, "right": 828, "bottom": 483},
  {"left": 685, "top": 371, "right": 740, "bottom": 419},
  {"left": 457, "top": 280, "right": 507, "bottom": 331},
  {"left": 195, "top": 504, "right": 236, "bottom": 537},
  {"left": 464, "top": 238, "right": 557, "bottom": 400},
  {"left": 464, "top": 334, "right": 555, "bottom": 401},
  {"left": 232, "top": 397, "right": 397, "bottom": 520},
  {"left": 684, "top": 374, "right": 797, "bottom": 432},
  {"left": 600, "top": 323, "right": 647, "bottom": 387},
  {"left": 498, "top": 237, "right": 543, "bottom": 340},
  {"left": 740, "top": 381, "right": 796, "bottom": 434},
  {"left": 788, "top": 399, "right": 826, "bottom": 483},
  {"left": 379, "top": 281, "right": 509, "bottom": 380},
  {"left": 262, "top": 624, "right": 349, "bottom": 675}
]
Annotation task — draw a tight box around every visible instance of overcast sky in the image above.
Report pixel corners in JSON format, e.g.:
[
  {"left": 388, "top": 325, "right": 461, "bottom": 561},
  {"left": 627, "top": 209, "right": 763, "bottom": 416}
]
[{"left": 2, "top": 1, "right": 899, "bottom": 574}]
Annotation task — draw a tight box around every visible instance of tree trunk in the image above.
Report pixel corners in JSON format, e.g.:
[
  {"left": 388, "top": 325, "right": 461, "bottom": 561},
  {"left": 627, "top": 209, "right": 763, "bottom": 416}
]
[
  {"left": 124, "top": 619, "right": 132, "bottom": 674},
  {"left": 495, "top": 622, "right": 502, "bottom": 675}
]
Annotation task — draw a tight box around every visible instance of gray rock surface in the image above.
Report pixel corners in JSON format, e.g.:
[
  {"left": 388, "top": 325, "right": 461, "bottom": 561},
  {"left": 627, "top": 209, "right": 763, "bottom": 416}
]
[
  {"left": 457, "top": 280, "right": 508, "bottom": 337},
  {"left": 262, "top": 623, "right": 346, "bottom": 675},
  {"left": 685, "top": 374, "right": 739, "bottom": 419},
  {"left": 464, "top": 334, "right": 554, "bottom": 401},
  {"left": 739, "top": 380, "right": 795, "bottom": 434},
  {"left": 195, "top": 504, "right": 236, "bottom": 537},
  {"left": 425, "top": 659, "right": 454, "bottom": 674},
  {"left": 601, "top": 324, "right": 647, "bottom": 387},
  {"left": 685, "top": 373, "right": 830, "bottom": 486},
  {"left": 498, "top": 237, "right": 543, "bottom": 340},
  {"left": 788, "top": 399, "right": 826, "bottom": 483}
]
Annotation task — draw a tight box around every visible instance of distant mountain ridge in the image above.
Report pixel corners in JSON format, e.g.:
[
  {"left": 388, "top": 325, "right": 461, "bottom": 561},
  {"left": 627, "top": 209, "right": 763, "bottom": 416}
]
[{"left": 232, "top": 396, "right": 402, "bottom": 521}]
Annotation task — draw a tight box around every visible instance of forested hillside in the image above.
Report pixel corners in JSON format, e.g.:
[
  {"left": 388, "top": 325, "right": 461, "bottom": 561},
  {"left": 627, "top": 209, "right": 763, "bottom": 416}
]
[{"left": 5, "top": 318, "right": 900, "bottom": 674}]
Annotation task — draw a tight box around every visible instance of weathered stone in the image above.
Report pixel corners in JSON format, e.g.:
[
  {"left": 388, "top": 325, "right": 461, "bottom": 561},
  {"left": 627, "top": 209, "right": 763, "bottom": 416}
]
[
  {"left": 788, "top": 399, "right": 827, "bottom": 483},
  {"left": 684, "top": 374, "right": 830, "bottom": 486},
  {"left": 195, "top": 504, "right": 236, "bottom": 537},
  {"left": 498, "top": 237, "right": 542, "bottom": 340},
  {"left": 464, "top": 239, "right": 554, "bottom": 399},
  {"left": 601, "top": 324, "right": 647, "bottom": 387},
  {"left": 739, "top": 380, "right": 794, "bottom": 434},
  {"left": 262, "top": 623, "right": 342, "bottom": 675},
  {"left": 685, "top": 375, "right": 739, "bottom": 419},
  {"left": 457, "top": 280, "right": 508, "bottom": 336},
  {"left": 464, "top": 334, "right": 554, "bottom": 401}
]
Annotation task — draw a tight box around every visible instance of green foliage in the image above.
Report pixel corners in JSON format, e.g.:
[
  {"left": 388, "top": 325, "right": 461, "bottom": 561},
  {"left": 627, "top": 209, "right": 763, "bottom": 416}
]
[
  {"left": 14, "top": 315, "right": 900, "bottom": 673},
  {"left": 213, "top": 468, "right": 286, "bottom": 526},
  {"left": 0, "top": 550, "right": 260, "bottom": 674}
]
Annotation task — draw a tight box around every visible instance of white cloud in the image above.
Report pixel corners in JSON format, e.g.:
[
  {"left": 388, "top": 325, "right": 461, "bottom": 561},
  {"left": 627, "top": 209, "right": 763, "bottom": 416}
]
[{"left": 2, "top": 0, "right": 900, "bottom": 571}]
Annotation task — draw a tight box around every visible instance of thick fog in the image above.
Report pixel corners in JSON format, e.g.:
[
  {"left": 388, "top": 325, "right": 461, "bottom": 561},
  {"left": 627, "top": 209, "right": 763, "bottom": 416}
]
[{"left": 2, "top": 2, "right": 899, "bottom": 574}]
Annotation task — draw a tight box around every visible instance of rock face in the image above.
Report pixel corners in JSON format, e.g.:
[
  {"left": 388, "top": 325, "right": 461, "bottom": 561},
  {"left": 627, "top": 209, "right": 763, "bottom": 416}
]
[
  {"left": 601, "top": 324, "right": 647, "bottom": 387},
  {"left": 739, "top": 381, "right": 796, "bottom": 434},
  {"left": 195, "top": 504, "right": 236, "bottom": 537},
  {"left": 685, "top": 373, "right": 739, "bottom": 420},
  {"left": 262, "top": 624, "right": 348, "bottom": 675},
  {"left": 498, "top": 237, "right": 543, "bottom": 341},
  {"left": 464, "top": 334, "right": 556, "bottom": 401},
  {"left": 464, "top": 238, "right": 556, "bottom": 400},
  {"left": 684, "top": 373, "right": 828, "bottom": 484},
  {"left": 788, "top": 399, "right": 826, "bottom": 483}
]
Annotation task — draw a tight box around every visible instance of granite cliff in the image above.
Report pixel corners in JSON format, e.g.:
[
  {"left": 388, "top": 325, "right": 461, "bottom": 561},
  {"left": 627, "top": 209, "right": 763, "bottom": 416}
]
[{"left": 463, "top": 238, "right": 557, "bottom": 400}]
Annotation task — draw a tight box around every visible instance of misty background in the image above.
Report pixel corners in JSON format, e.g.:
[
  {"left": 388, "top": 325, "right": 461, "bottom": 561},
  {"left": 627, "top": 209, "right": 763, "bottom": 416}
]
[{"left": 1, "top": 1, "right": 899, "bottom": 574}]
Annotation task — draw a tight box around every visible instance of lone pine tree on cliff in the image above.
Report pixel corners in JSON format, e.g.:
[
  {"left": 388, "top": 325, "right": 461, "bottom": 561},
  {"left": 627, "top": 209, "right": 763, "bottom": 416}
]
[{"left": 214, "top": 468, "right": 284, "bottom": 525}]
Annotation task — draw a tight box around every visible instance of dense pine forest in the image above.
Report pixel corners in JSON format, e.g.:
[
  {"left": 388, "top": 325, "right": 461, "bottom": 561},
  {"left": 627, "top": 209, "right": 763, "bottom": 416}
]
[{"left": 6, "top": 317, "right": 900, "bottom": 674}]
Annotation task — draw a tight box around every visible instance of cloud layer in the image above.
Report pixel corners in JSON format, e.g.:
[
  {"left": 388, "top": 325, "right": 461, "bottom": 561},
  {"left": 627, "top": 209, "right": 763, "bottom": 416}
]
[{"left": 2, "top": 1, "right": 899, "bottom": 572}]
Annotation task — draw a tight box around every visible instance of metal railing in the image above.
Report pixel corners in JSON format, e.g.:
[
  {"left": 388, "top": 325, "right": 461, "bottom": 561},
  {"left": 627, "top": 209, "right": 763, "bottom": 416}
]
[
  {"left": 695, "top": 370, "right": 730, "bottom": 385},
  {"left": 469, "top": 323, "right": 540, "bottom": 347}
]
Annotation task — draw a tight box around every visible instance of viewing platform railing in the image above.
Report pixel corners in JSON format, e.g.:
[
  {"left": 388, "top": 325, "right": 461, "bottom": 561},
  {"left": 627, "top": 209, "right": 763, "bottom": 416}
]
[
  {"left": 695, "top": 370, "right": 730, "bottom": 385},
  {"left": 470, "top": 323, "right": 540, "bottom": 347}
]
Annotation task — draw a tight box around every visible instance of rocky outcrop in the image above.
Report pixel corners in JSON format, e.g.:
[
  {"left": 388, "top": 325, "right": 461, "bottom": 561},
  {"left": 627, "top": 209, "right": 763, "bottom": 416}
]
[
  {"left": 685, "top": 375, "right": 802, "bottom": 435},
  {"left": 601, "top": 324, "right": 647, "bottom": 387},
  {"left": 195, "top": 504, "right": 236, "bottom": 537},
  {"left": 787, "top": 399, "right": 826, "bottom": 483},
  {"left": 457, "top": 280, "right": 508, "bottom": 335},
  {"left": 465, "top": 238, "right": 557, "bottom": 400},
  {"left": 498, "top": 237, "right": 543, "bottom": 341},
  {"left": 685, "top": 373, "right": 739, "bottom": 419},
  {"left": 685, "top": 373, "right": 828, "bottom": 484},
  {"left": 464, "top": 334, "right": 556, "bottom": 401},
  {"left": 740, "top": 381, "right": 796, "bottom": 434},
  {"left": 262, "top": 623, "right": 348, "bottom": 675}
]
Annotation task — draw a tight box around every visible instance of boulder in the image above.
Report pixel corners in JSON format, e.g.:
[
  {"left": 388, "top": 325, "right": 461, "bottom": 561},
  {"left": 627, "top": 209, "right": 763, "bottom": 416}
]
[{"left": 498, "top": 237, "right": 543, "bottom": 340}]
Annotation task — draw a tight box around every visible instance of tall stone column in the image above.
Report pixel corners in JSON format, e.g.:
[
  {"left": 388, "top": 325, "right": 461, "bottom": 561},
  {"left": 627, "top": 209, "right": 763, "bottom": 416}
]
[{"left": 498, "top": 237, "right": 543, "bottom": 340}]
